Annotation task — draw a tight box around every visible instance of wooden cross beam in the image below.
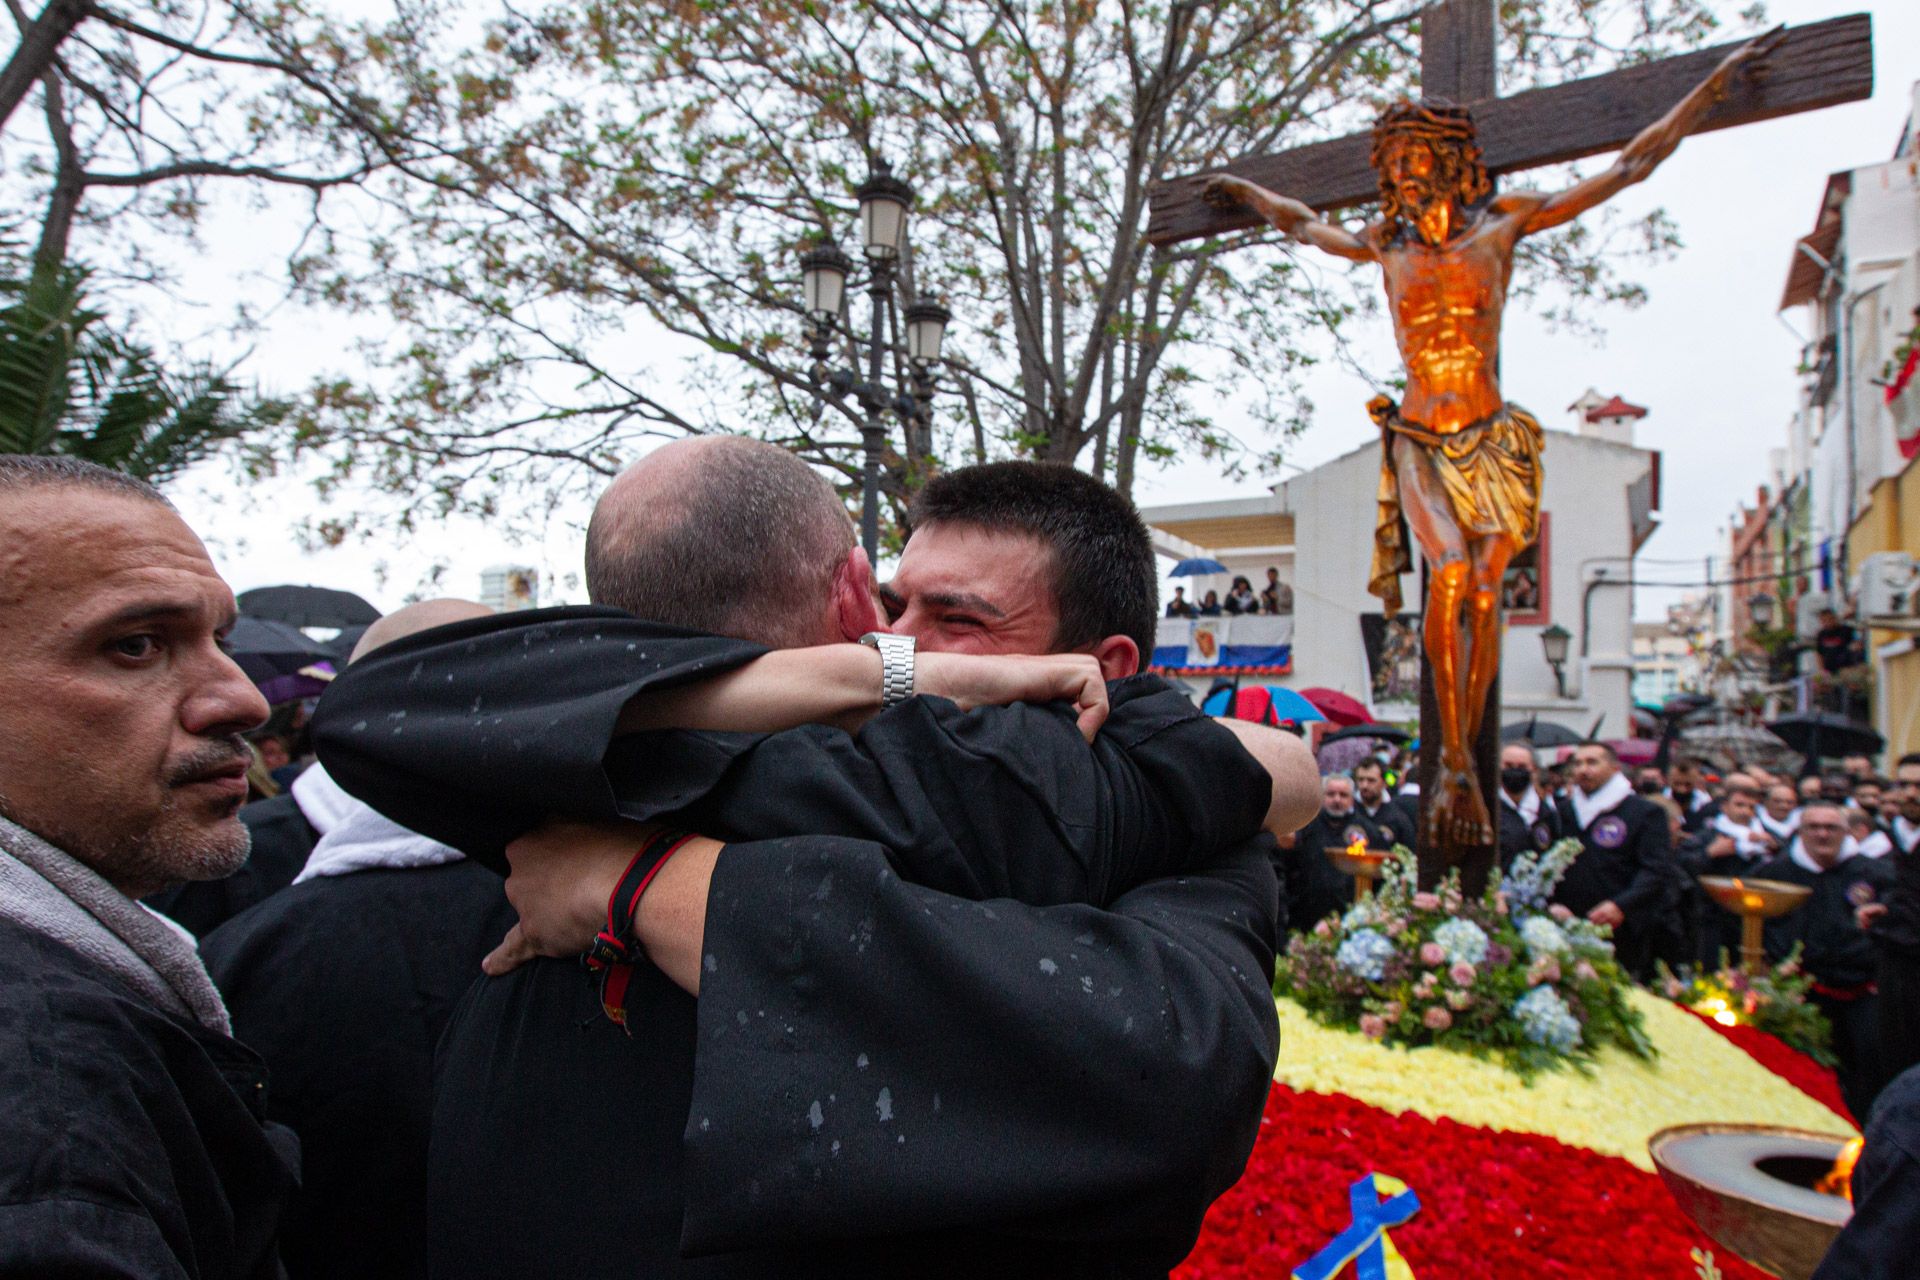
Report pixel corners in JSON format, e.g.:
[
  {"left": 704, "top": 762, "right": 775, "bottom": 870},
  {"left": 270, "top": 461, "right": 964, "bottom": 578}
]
[{"left": 1146, "top": 10, "right": 1872, "bottom": 246}]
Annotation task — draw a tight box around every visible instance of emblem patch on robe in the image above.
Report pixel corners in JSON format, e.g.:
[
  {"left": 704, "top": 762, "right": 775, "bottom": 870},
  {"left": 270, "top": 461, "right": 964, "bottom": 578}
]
[
  {"left": 1591, "top": 816, "right": 1627, "bottom": 849},
  {"left": 1848, "top": 881, "right": 1878, "bottom": 907},
  {"left": 1531, "top": 822, "right": 1552, "bottom": 850},
  {"left": 1345, "top": 825, "right": 1372, "bottom": 847}
]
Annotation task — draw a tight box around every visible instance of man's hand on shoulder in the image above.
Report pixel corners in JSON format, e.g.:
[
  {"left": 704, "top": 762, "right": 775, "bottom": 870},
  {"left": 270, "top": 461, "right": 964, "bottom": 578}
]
[
  {"left": 483, "top": 819, "right": 725, "bottom": 995},
  {"left": 915, "top": 651, "right": 1109, "bottom": 741}
]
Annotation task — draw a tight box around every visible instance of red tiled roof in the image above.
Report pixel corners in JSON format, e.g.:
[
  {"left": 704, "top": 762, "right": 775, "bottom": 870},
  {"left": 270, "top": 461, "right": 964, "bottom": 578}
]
[{"left": 1584, "top": 395, "right": 1648, "bottom": 421}]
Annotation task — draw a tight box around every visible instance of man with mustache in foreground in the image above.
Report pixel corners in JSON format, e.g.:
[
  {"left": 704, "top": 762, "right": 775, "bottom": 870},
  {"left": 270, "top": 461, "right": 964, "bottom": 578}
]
[{"left": 0, "top": 456, "right": 296, "bottom": 1276}]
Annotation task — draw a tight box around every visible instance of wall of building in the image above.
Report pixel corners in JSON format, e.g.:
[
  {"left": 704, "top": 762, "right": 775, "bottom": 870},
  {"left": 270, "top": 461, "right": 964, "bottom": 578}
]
[{"left": 1146, "top": 426, "right": 1655, "bottom": 737}]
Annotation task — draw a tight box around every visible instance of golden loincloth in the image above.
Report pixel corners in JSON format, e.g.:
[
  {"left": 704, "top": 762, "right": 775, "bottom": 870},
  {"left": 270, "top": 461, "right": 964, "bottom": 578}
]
[{"left": 1366, "top": 395, "right": 1543, "bottom": 617}]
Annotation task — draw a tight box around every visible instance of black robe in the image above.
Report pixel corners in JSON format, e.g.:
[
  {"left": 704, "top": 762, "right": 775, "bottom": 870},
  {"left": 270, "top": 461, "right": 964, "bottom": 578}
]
[
  {"left": 146, "top": 791, "right": 321, "bottom": 936},
  {"left": 1552, "top": 790, "right": 1678, "bottom": 978},
  {"left": 311, "top": 607, "right": 1282, "bottom": 1269},
  {"left": 0, "top": 915, "right": 298, "bottom": 1278},
  {"left": 1813, "top": 1064, "right": 1920, "bottom": 1280},
  {"left": 1496, "top": 792, "right": 1561, "bottom": 870},
  {"left": 1285, "top": 808, "right": 1386, "bottom": 934},
  {"left": 1751, "top": 852, "right": 1894, "bottom": 991},
  {"left": 1359, "top": 796, "right": 1415, "bottom": 850},
  {"left": 200, "top": 860, "right": 517, "bottom": 1280}
]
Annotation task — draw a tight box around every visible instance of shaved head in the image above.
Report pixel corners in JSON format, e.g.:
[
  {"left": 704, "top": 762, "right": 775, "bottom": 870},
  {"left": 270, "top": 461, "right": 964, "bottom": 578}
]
[
  {"left": 351, "top": 599, "right": 494, "bottom": 663},
  {"left": 584, "top": 437, "right": 856, "bottom": 649}
]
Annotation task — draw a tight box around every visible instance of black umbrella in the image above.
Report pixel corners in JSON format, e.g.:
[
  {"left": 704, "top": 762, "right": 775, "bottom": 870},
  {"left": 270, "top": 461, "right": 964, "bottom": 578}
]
[
  {"left": 1501, "top": 718, "right": 1583, "bottom": 748},
  {"left": 237, "top": 585, "right": 382, "bottom": 630},
  {"left": 1319, "top": 723, "right": 1411, "bottom": 746},
  {"left": 228, "top": 616, "right": 337, "bottom": 683},
  {"left": 1765, "top": 712, "right": 1884, "bottom": 762}
]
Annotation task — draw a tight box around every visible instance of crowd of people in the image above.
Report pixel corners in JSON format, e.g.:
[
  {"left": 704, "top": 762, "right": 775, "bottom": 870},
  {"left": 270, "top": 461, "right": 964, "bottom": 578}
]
[
  {"left": 1164, "top": 567, "right": 1293, "bottom": 619},
  {"left": 1290, "top": 737, "right": 1920, "bottom": 1124}
]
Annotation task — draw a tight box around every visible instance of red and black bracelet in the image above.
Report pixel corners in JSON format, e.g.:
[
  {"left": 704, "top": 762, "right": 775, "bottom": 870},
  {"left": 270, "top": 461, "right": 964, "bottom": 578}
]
[{"left": 582, "top": 827, "right": 696, "bottom": 1029}]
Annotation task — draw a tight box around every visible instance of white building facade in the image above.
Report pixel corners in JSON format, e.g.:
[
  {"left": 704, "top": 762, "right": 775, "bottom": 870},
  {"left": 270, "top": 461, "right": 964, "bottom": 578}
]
[{"left": 1142, "top": 405, "right": 1660, "bottom": 739}]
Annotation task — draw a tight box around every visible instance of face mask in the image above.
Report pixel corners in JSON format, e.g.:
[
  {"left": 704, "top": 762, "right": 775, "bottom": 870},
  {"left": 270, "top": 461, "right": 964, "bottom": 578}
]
[
  {"left": 1637, "top": 780, "right": 1664, "bottom": 795},
  {"left": 1500, "top": 768, "right": 1532, "bottom": 795}
]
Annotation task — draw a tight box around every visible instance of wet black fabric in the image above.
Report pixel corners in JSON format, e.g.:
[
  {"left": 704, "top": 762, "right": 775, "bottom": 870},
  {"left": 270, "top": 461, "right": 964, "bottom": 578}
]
[
  {"left": 430, "top": 834, "right": 1279, "bottom": 1278},
  {"left": 200, "top": 861, "right": 517, "bottom": 1280},
  {"left": 313, "top": 607, "right": 1271, "bottom": 903},
  {"left": 1551, "top": 792, "right": 1678, "bottom": 978},
  {"left": 1284, "top": 809, "right": 1385, "bottom": 934},
  {"left": 0, "top": 915, "right": 298, "bottom": 1278},
  {"left": 1873, "top": 835, "right": 1920, "bottom": 956},
  {"left": 146, "top": 794, "right": 321, "bottom": 936},
  {"left": 1812, "top": 1065, "right": 1920, "bottom": 1280}
]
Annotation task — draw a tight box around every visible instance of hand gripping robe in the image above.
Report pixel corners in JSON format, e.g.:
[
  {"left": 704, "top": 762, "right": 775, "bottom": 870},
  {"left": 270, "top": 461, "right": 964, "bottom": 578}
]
[{"left": 311, "top": 607, "right": 1283, "bottom": 1274}]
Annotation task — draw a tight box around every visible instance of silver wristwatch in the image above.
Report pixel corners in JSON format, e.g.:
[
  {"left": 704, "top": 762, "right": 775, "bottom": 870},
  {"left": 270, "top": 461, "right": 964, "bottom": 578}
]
[{"left": 858, "top": 632, "right": 916, "bottom": 709}]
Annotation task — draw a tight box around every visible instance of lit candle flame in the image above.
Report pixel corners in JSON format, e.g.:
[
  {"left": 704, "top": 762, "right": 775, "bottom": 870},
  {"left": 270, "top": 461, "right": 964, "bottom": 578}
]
[
  {"left": 1347, "top": 835, "right": 1368, "bottom": 860},
  {"left": 1814, "top": 1138, "right": 1864, "bottom": 1201}
]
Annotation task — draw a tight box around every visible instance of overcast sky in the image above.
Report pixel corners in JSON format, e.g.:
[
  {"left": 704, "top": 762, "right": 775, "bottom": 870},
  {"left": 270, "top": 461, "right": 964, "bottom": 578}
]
[{"left": 170, "top": 0, "right": 1920, "bottom": 621}]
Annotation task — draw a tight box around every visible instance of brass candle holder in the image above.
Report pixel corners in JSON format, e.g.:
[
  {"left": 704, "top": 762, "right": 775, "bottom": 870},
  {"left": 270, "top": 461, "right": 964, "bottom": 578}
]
[
  {"left": 1697, "top": 877, "right": 1812, "bottom": 976},
  {"left": 1328, "top": 838, "right": 1391, "bottom": 899},
  {"left": 1650, "top": 1124, "right": 1857, "bottom": 1280}
]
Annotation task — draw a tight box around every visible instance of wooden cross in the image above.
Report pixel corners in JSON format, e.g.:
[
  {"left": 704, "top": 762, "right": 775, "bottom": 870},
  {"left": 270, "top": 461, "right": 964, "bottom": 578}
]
[
  {"left": 1148, "top": 5, "right": 1872, "bottom": 244},
  {"left": 1147, "top": 1, "right": 1872, "bottom": 895}
]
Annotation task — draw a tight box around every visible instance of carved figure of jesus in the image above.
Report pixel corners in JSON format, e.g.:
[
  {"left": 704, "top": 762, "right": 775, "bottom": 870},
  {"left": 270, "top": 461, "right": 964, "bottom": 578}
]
[{"left": 1204, "top": 29, "right": 1778, "bottom": 853}]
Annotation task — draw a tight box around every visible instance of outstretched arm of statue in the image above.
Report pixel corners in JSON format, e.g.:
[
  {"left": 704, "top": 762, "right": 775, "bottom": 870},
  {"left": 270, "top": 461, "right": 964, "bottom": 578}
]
[
  {"left": 1200, "top": 173, "right": 1376, "bottom": 262},
  {"left": 1517, "top": 24, "right": 1784, "bottom": 235}
]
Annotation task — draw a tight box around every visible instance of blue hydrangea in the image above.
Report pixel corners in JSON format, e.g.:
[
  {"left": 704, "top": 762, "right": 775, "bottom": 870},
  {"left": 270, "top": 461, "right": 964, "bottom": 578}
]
[
  {"left": 1340, "top": 904, "right": 1378, "bottom": 931},
  {"left": 1335, "top": 929, "right": 1396, "bottom": 982},
  {"left": 1520, "top": 914, "right": 1571, "bottom": 957},
  {"left": 1431, "top": 917, "right": 1489, "bottom": 966},
  {"left": 1512, "top": 985, "right": 1582, "bottom": 1052}
]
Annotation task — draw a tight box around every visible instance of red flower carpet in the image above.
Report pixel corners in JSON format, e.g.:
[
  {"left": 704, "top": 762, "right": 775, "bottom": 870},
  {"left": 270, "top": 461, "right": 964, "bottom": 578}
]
[{"left": 1177, "top": 1017, "right": 1850, "bottom": 1279}]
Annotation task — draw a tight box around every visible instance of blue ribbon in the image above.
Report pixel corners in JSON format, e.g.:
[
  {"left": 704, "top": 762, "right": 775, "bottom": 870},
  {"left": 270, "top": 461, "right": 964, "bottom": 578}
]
[{"left": 1293, "top": 1173, "right": 1422, "bottom": 1280}]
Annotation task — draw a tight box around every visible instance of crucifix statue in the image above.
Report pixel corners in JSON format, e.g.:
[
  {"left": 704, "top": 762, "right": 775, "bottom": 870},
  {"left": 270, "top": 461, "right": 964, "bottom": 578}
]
[{"left": 1148, "top": 1, "right": 1872, "bottom": 892}]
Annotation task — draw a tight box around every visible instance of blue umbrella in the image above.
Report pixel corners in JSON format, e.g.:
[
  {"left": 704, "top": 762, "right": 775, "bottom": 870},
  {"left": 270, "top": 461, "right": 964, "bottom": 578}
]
[
  {"left": 1170, "top": 557, "right": 1228, "bottom": 576},
  {"left": 1265, "top": 686, "right": 1327, "bottom": 725}
]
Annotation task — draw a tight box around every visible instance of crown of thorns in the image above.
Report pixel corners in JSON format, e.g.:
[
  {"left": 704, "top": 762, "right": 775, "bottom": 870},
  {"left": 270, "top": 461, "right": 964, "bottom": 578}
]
[{"left": 1370, "top": 99, "right": 1480, "bottom": 156}]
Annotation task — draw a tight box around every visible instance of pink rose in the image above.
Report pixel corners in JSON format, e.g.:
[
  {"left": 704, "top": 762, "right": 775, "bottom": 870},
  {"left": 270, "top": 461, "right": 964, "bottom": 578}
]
[
  {"left": 1413, "top": 974, "right": 1437, "bottom": 999},
  {"left": 1577, "top": 961, "right": 1600, "bottom": 983},
  {"left": 1494, "top": 892, "right": 1510, "bottom": 916},
  {"left": 1445, "top": 989, "right": 1473, "bottom": 1011},
  {"left": 1314, "top": 919, "right": 1332, "bottom": 938},
  {"left": 1422, "top": 1006, "right": 1453, "bottom": 1031},
  {"left": 1359, "top": 1014, "right": 1387, "bottom": 1040},
  {"left": 1549, "top": 904, "right": 1574, "bottom": 923},
  {"left": 1382, "top": 1001, "right": 1404, "bottom": 1021},
  {"left": 1528, "top": 957, "right": 1562, "bottom": 986},
  {"left": 1386, "top": 919, "right": 1407, "bottom": 937},
  {"left": 1419, "top": 942, "right": 1447, "bottom": 966},
  {"left": 1412, "top": 892, "right": 1441, "bottom": 912},
  {"left": 1449, "top": 961, "right": 1476, "bottom": 987}
]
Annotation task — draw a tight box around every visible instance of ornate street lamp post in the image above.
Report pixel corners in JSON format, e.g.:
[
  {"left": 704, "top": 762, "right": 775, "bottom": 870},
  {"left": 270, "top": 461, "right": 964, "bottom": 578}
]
[
  {"left": 798, "top": 160, "right": 951, "bottom": 561},
  {"left": 1540, "top": 622, "right": 1572, "bottom": 698}
]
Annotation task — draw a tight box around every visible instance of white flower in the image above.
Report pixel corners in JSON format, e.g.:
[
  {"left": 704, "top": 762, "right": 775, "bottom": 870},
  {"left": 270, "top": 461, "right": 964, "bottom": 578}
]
[
  {"left": 1520, "top": 914, "right": 1571, "bottom": 957},
  {"left": 1432, "top": 917, "right": 1490, "bottom": 966}
]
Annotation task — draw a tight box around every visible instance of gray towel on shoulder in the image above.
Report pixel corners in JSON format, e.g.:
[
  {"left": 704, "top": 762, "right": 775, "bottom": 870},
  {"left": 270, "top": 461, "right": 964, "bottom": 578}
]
[{"left": 0, "top": 813, "right": 231, "bottom": 1034}]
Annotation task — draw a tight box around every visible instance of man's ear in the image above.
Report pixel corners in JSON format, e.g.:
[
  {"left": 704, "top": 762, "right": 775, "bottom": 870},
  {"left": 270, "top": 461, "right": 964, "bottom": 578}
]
[
  {"left": 1089, "top": 634, "right": 1140, "bottom": 682},
  {"left": 831, "top": 546, "right": 883, "bottom": 642}
]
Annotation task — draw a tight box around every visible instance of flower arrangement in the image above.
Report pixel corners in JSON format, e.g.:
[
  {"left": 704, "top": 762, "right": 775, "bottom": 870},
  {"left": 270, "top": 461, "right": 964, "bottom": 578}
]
[
  {"left": 1658, "top": 946, "right": 1835, "bottom": 1067},
  {"left": 1276, "top": 840, "right": 1652, "bottom": 1078}
]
